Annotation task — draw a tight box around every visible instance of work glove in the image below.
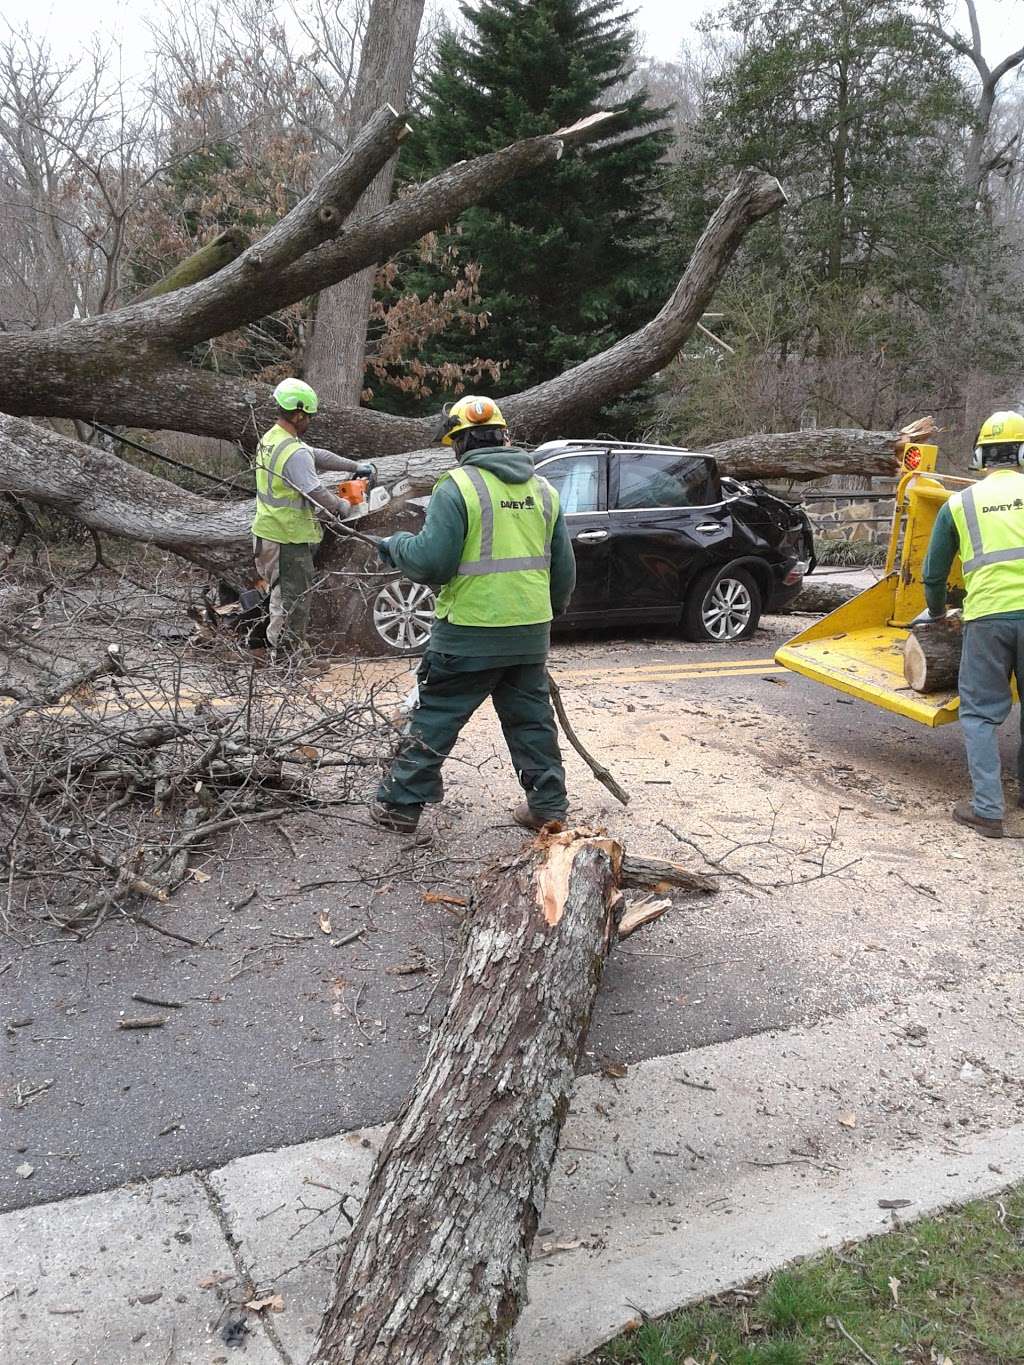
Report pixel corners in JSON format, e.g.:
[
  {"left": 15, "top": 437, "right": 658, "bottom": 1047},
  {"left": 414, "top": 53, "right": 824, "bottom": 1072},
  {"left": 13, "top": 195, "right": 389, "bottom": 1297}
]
[
  {"left": 353, "top": 461, "right": 377, "bottom": 488},
  {"left": 376, "top": 536, "right": 394, "bottom": 568}
]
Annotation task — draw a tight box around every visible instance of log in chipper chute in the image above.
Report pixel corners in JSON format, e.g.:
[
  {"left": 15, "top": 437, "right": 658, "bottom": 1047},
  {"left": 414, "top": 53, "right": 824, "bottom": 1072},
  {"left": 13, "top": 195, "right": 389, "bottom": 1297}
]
[{"left": 775, "top": 442, "right": 977, "bottom": 727}]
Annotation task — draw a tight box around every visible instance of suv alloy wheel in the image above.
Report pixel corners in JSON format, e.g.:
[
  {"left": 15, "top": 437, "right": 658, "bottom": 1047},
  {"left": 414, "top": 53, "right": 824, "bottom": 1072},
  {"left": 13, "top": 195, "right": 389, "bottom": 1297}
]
[
  {"left": 682, "top": 566, "right": 762, "bottom": 642},
  {"left": 370, "top": 576, "right": 436, "bottom": 653}
]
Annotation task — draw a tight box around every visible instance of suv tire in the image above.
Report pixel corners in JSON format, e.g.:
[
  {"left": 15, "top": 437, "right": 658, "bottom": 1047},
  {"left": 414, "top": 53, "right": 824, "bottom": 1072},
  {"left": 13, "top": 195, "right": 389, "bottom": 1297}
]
[
  {"left": 682, "top": 566, "right": 762, "bottom": 643},
  {"left": 349, "top": 574, "right": 436, "bottom": 656}
]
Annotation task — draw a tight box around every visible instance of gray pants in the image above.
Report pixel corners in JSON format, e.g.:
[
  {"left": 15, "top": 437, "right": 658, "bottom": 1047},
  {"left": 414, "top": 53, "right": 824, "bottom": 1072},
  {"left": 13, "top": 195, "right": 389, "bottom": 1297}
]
[
  {"left": 253, "top": 537, "right": 315, "bottom": 649},
  {"left": 958, "top": 616, "right": 1024, "bottom": 819}
]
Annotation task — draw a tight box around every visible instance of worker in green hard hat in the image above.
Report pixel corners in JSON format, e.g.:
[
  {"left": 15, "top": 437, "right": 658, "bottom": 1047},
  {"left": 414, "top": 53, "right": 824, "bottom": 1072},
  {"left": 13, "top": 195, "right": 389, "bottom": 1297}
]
[{"left": 251, "top": 378, "right": 376, "bottom": 659}]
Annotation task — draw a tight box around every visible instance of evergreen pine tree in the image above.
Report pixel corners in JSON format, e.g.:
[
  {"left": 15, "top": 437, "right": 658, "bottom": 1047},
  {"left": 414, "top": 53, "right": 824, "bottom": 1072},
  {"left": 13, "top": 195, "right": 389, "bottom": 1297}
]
[{"left": 374, "top": 0, "right": 672, "bottom": 416}]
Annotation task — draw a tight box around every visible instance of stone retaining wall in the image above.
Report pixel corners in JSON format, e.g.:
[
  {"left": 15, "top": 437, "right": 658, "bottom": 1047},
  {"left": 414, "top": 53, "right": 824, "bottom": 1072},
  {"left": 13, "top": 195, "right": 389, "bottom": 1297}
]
[{"left": 768, "top": 473, "right": 897, "bottom": 545}]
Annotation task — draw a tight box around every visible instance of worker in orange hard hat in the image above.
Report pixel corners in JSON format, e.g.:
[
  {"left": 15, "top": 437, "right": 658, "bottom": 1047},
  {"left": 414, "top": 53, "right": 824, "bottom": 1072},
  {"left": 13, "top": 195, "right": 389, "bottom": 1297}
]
[{"left": 369, "top": 396, "right": 576, "bottom": 835}]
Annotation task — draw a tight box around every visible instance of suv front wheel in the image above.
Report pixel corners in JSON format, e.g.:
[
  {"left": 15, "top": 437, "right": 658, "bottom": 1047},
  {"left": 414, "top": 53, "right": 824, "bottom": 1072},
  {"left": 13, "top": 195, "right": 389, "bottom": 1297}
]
[
  {"left": 682, "top": 566, "right": 762, "bottom": 643},
  {"left": 350, "top": 575, "right": 436, "bottom": 655}
]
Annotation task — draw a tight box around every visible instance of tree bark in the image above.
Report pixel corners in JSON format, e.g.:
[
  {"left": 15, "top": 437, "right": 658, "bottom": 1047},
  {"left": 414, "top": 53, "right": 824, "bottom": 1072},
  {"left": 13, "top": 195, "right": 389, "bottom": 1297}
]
[
  {"left": 311, "top": 830, "right": 624, "bottom": 1365},
  {"left": 0, "top": 113, "right": 614, "bottom": 443},
  {"left": 501, "top": 170, "right": 787, "bottom": 441},
  {"left": 305, "top": 0, "right": 426, "bottom": 406},
  {"left": 0, "top": 415, "right": 911, "bottom": 575},
  {"left": 711, "top": 427, "right": 900, "bottom": 481},
  {"left": 903, "top": 617, "right": 963, "bottom": 693},
  {"left": 924, "top": 4, "right": 1024, "bottom": 203},
  {"left": 786, "top": 580, "right": 859, "bottom": 615},
  {"left": 133, "top": 228, "right": 251, "bottom": 301}
]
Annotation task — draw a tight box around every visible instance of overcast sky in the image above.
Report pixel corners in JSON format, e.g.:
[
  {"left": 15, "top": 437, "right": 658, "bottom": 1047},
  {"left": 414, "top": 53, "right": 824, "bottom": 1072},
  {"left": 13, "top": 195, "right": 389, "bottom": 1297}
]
[{"left": 1, "top": 0, "right": 1020, "bottom": 76}]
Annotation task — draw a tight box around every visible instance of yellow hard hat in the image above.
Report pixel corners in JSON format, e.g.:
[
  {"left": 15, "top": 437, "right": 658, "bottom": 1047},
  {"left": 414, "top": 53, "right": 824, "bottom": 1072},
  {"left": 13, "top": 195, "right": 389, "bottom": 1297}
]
[
  {"left": 435, "top": 395, "right": 507, "bottom": 447},
  {"left": 972, "top": 410, "right": 1024, "bottom": 469}
]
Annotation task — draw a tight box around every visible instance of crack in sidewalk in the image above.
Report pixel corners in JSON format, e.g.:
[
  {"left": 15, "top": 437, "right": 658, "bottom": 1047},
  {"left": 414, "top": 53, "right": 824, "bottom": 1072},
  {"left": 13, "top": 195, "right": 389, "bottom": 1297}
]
[{"left": 196, "top": 1170, "right": 295, "bottom": 1365}]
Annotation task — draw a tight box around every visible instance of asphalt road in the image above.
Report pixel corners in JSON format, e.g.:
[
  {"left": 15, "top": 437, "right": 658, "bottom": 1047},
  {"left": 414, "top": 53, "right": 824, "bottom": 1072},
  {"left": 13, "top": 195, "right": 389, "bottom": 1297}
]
[{"left": 3, "top": 615, "right": 1019, "bottom": 1214}]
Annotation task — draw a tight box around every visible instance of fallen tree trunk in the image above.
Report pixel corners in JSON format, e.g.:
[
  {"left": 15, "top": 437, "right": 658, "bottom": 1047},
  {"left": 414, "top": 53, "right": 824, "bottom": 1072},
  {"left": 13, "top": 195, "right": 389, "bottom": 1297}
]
[
  {"left": 903, "top": 615, "right": 963, "bottom": 692},
  {"left": 0, "top": 413, "right": 912, "bottom": 574},
  {"left": 786, "top": 579, "right": 860, "bottom": 615},
  {"left": 711, "top": 428, "right": 901, "bottom": 481},
  {"left": 312, "top": 831, "right": 714, "bottom": 1363}
]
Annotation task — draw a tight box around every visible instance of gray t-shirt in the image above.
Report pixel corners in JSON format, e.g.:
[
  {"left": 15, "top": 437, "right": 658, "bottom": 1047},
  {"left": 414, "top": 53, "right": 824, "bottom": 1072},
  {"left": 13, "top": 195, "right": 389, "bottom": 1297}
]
[{"left": 280, "top": 443, "right": 320, "bottom": 496}]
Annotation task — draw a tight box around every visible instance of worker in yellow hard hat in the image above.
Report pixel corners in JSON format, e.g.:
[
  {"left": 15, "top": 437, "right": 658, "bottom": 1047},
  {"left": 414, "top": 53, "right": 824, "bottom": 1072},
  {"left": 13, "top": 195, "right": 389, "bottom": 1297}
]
[
  {"left": 369, "top": 395, "right": 577, "bottom": 835},
  {"left": 920, "top": 410, "right": 1024, "bottom": 836},
  {"left": 251, "top": 378, "right": 375, "bottom": 660}
]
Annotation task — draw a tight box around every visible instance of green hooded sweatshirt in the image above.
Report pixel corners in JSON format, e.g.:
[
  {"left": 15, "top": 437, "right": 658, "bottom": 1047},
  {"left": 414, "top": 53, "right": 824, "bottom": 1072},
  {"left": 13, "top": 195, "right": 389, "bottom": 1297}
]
[{"left": 385, "top": 446, "right": 577, "bottom": 661}]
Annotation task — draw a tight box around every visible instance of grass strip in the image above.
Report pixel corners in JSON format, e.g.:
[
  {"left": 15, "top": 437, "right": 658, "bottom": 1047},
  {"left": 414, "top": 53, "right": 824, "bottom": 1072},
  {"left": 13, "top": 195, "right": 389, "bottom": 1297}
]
[{"left": 588, "top": 1185, "right": 1024, "bottom": 1364}]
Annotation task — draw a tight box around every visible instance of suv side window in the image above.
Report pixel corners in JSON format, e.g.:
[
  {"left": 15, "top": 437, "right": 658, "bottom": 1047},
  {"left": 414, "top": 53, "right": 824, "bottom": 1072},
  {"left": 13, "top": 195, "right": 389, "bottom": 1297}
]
[
  {"left": 538, "top": 454, "right": 602, "bottom": 514},
  {"left": 615, "top": 453, "right": 720, "bottom": 510}
]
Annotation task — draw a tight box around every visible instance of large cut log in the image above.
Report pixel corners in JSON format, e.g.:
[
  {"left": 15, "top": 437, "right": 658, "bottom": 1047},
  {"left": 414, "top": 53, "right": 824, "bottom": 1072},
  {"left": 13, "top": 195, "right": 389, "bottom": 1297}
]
[
  {"left": 311, "top": 830, "right": 623, "bottom": 1364},
  {"left": 903, "top": 615, "right": 963, "bottom": 693}
]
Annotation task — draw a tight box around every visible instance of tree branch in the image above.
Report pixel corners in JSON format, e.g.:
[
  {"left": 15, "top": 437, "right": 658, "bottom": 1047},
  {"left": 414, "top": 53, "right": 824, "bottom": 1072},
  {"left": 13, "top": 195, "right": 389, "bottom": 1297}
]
[{"left": 499, "top": 169, "right": 788, "bottom": 438}]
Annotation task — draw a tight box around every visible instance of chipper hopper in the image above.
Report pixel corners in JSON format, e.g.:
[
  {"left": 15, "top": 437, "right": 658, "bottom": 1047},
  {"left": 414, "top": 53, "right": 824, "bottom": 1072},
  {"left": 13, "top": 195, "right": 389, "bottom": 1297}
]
[{"left": 775, "top": 442, "right": 976, "bottom": 727}]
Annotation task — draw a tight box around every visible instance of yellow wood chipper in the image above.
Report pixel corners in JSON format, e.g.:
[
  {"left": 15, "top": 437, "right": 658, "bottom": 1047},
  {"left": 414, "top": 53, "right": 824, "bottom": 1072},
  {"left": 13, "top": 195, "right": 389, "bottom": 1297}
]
[{"left": 775, "top": 442, "right": 981, "bottom": 726}]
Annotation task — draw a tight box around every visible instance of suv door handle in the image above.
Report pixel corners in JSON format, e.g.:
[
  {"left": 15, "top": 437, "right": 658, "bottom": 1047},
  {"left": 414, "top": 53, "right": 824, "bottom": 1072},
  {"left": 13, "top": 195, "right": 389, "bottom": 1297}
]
[
  {"left": 575, "top": 530, "right": 608, "bottom": 542},
  {"left": 696, "top": 522, "right": 723, "bottom": 533}
]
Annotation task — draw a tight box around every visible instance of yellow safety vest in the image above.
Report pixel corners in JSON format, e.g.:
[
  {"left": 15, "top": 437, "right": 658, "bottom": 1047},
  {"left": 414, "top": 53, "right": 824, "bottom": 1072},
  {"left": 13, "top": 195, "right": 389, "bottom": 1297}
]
[
  {"left": 251, "top": 425, "right": 322, "bottom": 545},
  {"left": 434, "top": 465, "right": 557, "bottom": 627},
  {"left": 948, "top": 470, "right": 1024, "bottom": 621}
]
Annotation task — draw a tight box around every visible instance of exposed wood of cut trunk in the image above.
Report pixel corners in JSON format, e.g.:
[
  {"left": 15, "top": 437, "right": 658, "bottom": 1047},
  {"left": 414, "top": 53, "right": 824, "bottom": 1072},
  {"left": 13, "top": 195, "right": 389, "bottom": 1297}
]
[
  {"left": 903, "top": 617, "right": 963, "bottom": 693},
  {"left": 311, "top": 830, "right": 623, "bottom": 1365}
]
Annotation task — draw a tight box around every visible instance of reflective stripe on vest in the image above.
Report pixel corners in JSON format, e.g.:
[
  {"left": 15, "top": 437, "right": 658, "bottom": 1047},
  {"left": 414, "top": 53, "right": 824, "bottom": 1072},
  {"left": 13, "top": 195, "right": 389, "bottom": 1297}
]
[
  {"left": 948, "top": 473, "right": 1024, "bottom": 621},
  {"left": 433, "top": 463, "right": 558, "bottom": 628},
  {"left": 251, "top": 427, "right": 321, "bottom": 545},
  {"left": 454, "top": 466, "right": 554, "bottom": 576},
  {"left": 958, "top": 484, "right": 1024, "bottom": 573},
  {"left": 256, "top": 436, "right": 306, "bottom": 508}
]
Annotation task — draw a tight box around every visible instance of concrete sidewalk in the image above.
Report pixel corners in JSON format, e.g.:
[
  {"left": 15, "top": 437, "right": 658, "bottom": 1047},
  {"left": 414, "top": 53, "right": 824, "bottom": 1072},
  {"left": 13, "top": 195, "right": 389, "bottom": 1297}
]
[{"left": 5, "top": 977, "right": 1024, "bottom": 1365}]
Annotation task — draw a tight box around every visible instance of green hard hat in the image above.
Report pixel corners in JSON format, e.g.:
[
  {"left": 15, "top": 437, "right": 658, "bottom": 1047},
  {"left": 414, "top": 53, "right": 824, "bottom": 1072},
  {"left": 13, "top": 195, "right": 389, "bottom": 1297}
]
[{"left": 273, "top": 377, "right": 319, "bottom": 414}]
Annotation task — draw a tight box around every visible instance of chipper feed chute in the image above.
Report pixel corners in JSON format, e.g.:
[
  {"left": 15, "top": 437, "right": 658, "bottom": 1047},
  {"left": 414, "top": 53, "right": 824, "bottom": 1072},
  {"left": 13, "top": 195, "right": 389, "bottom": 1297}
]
[{"left": 775, "top": 443, "right": 971, "bottom": 727}]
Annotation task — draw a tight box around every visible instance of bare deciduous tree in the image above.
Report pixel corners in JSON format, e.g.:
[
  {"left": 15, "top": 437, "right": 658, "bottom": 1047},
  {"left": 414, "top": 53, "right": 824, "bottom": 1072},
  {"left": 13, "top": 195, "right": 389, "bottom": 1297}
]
[
  {"left": 304, "top": 0, "right": 426, "bottom": 404},
  {"left": 925, "top": 0, "right": 1024, "bottom": 206}
]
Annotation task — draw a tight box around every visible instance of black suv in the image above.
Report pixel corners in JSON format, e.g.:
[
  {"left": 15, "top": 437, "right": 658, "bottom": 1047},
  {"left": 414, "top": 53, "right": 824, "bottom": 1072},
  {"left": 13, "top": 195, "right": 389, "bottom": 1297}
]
[{"left": 362, "top": 440, "right": 814, "bottom": 653}]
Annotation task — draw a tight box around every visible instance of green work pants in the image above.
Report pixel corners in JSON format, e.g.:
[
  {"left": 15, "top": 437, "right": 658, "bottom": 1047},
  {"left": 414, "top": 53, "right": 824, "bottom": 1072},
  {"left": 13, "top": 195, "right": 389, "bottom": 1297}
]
[
  {"left": 377, "top": 652, "right": 567, "bottom": 820},
  {"left": 253, "top": 537, "right": 315, "bottom": 648}
]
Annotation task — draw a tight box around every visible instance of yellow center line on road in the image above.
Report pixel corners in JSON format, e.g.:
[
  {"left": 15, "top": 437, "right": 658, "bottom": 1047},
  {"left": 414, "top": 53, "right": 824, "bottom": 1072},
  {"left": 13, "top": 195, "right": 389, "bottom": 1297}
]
[
  {"left": 555, "top": 664, "right": 789, "bottom": 684},
  {"left": 555, "top": 656, "right": 777, "bottom": 677}
]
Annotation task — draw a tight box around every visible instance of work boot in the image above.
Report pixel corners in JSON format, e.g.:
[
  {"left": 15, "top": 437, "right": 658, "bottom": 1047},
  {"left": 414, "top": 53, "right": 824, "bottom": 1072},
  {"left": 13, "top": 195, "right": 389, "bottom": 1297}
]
[
  {"left": 951, "top": 799, "right": 1004, "bottom": 839},
  {"left": 513, "top": 802, "right": 566, "bottom": 834},
  {"left": 369, "top": 800, "right": 421, "bottom": 834}
]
